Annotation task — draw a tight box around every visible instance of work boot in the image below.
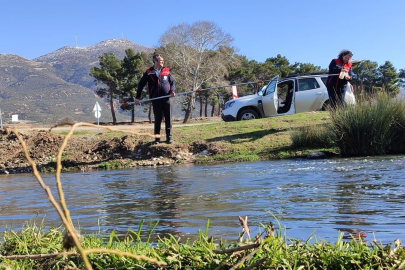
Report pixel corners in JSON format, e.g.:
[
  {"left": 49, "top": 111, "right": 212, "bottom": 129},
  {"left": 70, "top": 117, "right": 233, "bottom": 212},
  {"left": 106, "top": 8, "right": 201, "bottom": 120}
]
[
  {"left": 166, "top": 135, "right": 173, "bottom": 144},
  {"left": 153, "top": 138, "right": 161, "bottom": 144}
]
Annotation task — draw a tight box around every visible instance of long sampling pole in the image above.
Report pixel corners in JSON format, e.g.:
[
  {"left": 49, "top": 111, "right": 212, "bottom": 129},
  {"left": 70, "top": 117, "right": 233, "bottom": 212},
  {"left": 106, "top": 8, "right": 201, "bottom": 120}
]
[
  {"left": 125, "top": 80, "right": 264, "bottom": 104},
  {"left": 123, "top": 72, "right": 346, "bottom": 105}
]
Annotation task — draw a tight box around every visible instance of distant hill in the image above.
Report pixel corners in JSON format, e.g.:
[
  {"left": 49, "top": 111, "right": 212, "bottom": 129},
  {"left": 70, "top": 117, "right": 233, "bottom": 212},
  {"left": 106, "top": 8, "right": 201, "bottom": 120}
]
[
  {"left": 0, "top": 39, "right": 154, "bottom": 124},
  {"left": 34, "top": 39, "right": 153, "bottom": 90}
]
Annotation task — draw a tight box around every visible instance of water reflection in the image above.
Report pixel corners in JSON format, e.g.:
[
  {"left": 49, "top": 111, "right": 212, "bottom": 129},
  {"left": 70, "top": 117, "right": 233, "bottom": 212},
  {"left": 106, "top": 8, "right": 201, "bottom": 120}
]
[
  {"left": 81, "top": 167, "right": 187, "bottom": 238},
  {"left": 331, "top": 158, "right": 405, "bottom": 240},
  {"left": 1, "top": 156, "right": 405, "bottom": 243},
  {"left": 150, "top": 168, "right": 183, "bottom": 235}
]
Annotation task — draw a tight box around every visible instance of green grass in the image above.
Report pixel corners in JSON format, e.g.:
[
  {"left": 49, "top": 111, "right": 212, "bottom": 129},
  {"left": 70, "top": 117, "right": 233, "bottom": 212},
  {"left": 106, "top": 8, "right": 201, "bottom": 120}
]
[
  {"left": 2, "top": 218, "right": 405, "bottom": 269},
  {"left": 177, "top": 111, "right": 334, "bottom": 162},
  {"left": 47, "top": 111, "right": 335, "bottom": 164},
  {"left": 55, "top": 130, "right": 94, "bottom": 136},
  {"left": 289, "top": 124, "right": 336, "bottom": 148},
  {"left": 98, "top": 161, "right": 122, "bottom": 169}
]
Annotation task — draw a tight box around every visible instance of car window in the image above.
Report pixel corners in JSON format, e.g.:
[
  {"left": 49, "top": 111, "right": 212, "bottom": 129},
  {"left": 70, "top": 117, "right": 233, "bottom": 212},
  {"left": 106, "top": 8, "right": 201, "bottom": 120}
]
[
  {"left": 264, "top": 78, "right": 277, "bottom": 95},
  {"left": 264, "top": 81, "right": 276, "bottom": 95},
  {"left": 298, "top": 78, "right": 320, "bottom": 91},
  {"left": 321, "top": 77, "right": 328, "bottom": 86}
]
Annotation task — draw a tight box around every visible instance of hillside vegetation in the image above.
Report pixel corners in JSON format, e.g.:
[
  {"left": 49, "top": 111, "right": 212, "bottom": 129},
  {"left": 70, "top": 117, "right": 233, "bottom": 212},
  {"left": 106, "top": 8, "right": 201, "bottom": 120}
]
[{"left": 0, "top": 40, "right": 153, "bottom": 124}]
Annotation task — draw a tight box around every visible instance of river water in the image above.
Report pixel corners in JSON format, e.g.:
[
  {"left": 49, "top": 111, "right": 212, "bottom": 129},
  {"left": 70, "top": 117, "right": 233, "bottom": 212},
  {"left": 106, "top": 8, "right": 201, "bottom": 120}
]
[{"left": 1, "top": 155, "right": 405, "bottom": 244}]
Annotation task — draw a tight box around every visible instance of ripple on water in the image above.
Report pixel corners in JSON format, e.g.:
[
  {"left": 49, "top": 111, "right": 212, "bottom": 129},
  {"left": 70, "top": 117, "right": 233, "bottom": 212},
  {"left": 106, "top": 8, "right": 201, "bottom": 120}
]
[{"left": 1, "top": 156, "right": 405, "bottom": 243}]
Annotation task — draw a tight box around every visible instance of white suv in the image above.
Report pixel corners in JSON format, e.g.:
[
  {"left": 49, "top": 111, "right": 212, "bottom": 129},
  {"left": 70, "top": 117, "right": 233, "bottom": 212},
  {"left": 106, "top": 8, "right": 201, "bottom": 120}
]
[{"left": 221, "top": 73, "right": 343, "bottom": 121}]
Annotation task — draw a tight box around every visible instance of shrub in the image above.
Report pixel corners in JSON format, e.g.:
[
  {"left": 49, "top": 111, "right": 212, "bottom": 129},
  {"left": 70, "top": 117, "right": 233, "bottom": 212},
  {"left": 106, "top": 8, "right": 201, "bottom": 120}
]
[{"left": 330, "top": 92, "right": 405, "bottom": 156}]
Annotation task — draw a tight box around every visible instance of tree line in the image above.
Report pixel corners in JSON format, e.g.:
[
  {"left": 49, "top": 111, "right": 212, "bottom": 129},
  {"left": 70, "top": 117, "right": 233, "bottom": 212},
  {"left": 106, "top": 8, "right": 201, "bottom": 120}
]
[{"left": 90, "top": 21, "right": 405, "bottom": 125}]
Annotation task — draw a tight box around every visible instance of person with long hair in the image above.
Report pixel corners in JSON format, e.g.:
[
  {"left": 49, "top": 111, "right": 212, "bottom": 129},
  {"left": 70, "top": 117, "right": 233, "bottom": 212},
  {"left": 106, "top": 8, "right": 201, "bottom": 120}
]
[{"left": 326, "top": 50, "right": 353, "bottom": 109}]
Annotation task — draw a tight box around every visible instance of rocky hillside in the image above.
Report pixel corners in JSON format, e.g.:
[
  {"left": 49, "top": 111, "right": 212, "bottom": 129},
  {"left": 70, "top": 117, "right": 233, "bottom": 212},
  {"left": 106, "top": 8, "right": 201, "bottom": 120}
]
[
  {"left": 0, "top": 39, "right": 153, "bottom": 124},
  {"left": 34, "top": 39, "right": 153, "bottom": 90}
]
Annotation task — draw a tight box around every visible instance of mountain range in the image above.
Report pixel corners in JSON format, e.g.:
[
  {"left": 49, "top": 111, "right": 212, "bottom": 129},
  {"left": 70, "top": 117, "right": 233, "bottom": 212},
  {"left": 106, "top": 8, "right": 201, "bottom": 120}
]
[{"left": 0, "top": 39, "right": 153, "bottom": 124}]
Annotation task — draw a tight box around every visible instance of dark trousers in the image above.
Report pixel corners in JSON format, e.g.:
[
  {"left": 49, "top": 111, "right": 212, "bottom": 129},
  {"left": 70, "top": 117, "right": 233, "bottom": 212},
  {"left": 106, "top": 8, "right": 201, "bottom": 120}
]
[
  {"left": 152, "top": 98, "right": 172, "bottom": 137},
  {"left": 327, "top": 86, "right": 346, "bottom": 110}
]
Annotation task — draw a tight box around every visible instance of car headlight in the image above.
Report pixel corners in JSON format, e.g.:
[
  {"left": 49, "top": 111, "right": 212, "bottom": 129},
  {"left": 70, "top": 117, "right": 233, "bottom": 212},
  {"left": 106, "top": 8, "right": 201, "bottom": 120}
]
[{"left": 224, "top": 100, "right": 235, "bottom": 110}]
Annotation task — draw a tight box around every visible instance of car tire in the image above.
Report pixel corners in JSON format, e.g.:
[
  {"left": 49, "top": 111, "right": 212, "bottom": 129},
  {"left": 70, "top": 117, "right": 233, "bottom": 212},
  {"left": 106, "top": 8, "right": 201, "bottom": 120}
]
[
  {"left": 238, "top": 109, "right": 259, "bottom": 121},
  {"left": 321, "top": 100, "right": 330, "bottom": 111}
]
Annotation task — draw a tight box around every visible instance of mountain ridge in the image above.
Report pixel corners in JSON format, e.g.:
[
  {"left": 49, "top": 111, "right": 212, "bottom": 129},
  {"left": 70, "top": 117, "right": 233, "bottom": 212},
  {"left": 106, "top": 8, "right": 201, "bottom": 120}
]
[{"left": 0, "top": 39, "right": 154, "bottom": 124}]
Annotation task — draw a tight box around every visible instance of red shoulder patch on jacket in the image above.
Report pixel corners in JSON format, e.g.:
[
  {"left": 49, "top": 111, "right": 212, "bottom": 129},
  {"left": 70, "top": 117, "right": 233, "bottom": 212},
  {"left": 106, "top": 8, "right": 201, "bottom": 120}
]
[{"left": 160, "top": 67, "right": 170, "bottom": 76}]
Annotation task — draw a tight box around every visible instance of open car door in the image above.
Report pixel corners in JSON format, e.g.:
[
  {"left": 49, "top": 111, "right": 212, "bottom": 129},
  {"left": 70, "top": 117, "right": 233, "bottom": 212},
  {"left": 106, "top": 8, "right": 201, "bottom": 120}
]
[{"left": 261, "top": 75, "right": 279, "bottom": 117}]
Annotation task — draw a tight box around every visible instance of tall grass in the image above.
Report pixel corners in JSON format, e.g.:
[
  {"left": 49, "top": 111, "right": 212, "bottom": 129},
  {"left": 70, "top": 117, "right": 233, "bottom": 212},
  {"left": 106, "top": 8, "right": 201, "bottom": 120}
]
[
  {"left": 330, "top": 92, "right": 405, "bottom": 156},
  {"left": 289, "top": 123, "right": 336, "bottom": 148},
  {"left": 290, "top": 92, "right": 405, "bottom": 157}
]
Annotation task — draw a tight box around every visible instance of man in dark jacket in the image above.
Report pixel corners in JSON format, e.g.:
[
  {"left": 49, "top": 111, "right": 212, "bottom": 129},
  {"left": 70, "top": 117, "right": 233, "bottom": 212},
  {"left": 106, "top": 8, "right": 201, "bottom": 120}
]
[
  {"left": 326, "top": 50, "right": 353, "bottom": 110},
  {"left": 135, "top": 54, "right": 176, "bottom": 144}
]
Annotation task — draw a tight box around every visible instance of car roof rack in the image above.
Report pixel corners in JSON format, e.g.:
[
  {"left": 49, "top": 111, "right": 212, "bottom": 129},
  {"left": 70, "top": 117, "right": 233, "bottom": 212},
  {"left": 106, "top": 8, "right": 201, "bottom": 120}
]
[{"left": 284, "top": 72, "right": 328, "bottom": 78}]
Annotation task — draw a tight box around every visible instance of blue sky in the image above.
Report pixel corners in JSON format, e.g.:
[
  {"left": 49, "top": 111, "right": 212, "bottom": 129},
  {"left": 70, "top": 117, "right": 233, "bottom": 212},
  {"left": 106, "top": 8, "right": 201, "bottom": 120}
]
[{"left": 2, "top": 0, "right": 405, "bottom": 70}]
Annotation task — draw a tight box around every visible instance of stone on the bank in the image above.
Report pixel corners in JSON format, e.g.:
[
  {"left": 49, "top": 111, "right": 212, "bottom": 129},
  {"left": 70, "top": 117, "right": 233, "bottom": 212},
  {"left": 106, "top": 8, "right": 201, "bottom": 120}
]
[{"left": 307, "top": 151, "right": 327, "bottom": 159}]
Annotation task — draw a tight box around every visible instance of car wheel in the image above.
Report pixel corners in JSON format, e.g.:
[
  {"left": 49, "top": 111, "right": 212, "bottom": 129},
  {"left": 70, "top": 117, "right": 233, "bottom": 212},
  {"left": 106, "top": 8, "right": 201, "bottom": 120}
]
[
  {"left": 238, "top": 109, "right": 259, "bottom": 120},
  {"left": 321, "top": 100, "right": 330, "bottom": 111}
]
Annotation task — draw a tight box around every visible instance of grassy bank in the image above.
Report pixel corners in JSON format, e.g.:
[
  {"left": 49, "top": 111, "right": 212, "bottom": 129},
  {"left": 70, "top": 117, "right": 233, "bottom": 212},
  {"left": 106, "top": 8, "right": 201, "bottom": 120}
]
[
  {"left": 174, "top": 111, "right": 337, "bottom": 163},
  {"left": 35, "top": 111, "right": 337, "bottom": 173}
]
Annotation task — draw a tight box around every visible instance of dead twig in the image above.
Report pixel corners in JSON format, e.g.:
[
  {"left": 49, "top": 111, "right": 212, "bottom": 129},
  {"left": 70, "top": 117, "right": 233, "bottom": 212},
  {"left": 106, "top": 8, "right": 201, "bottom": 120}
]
[
  {"left": 212, "top": 243, "right": 260, "bottom": 254},
  {"left": 12, "top": 123, "right": 166, "bottom": 270},
  {"left": 241, "top": 258, "right": 269, "bottom": 270},
  {"left": 0, "top": 251, "right": 78, "bottom": 260},
  {"left": 229, "top": 247, "right": 259, "bottom": 270},
  {"left": 13, "top": 128, "right": 92, "bottom": 268},
  {"left": 238, "top": 216, "right": 251, "bottom": 240}
]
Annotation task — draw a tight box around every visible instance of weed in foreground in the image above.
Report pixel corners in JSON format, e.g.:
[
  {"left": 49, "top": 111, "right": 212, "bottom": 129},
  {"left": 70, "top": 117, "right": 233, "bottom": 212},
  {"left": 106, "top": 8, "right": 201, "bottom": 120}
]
[{"left": 2, "top": 214, "right": 405, "bottom": 269}]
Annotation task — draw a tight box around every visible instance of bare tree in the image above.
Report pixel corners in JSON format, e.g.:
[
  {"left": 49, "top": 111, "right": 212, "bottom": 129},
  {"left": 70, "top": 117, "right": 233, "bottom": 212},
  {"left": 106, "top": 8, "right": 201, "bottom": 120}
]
[{"left": 158, "top": 21, "right": 235, "bottom": 123}]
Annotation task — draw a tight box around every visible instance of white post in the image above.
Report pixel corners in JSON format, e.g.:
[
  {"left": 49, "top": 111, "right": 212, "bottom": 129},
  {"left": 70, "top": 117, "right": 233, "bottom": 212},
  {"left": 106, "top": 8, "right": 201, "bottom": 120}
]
[
  {"left": 97, "top": 112, "right": 100, "bottom": 133},
  {"left": 93, "top": 102, "right": 101, "bottom": 133}
]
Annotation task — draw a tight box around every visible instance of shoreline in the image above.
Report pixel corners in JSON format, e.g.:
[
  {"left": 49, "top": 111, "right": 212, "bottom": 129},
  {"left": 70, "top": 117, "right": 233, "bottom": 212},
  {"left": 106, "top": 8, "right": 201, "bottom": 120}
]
[
  {"left": 0, "top": 118, "right": 226, "bottom": 175},
  {"left": 0, "top": 113, "right": 338, "bottom": 175}
]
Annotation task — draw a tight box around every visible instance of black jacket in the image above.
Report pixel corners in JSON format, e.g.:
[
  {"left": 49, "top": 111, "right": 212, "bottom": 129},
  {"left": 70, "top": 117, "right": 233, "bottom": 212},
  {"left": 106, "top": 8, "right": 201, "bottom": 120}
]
[{"left": 136, "top": 66, "right": 175, "bottom": 99}]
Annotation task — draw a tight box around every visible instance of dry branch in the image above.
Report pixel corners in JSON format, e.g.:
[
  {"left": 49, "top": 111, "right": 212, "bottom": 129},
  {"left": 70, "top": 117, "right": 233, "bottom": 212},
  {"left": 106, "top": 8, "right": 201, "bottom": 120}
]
[
  {"left": 212, "top": 243, "right": 260, "bottom": 254},
  {"left": 11, "top": 123, "right": 165, "bottom": 270},
  {"left": 0, "top": 251, "right": 78, "bottom": 260}
]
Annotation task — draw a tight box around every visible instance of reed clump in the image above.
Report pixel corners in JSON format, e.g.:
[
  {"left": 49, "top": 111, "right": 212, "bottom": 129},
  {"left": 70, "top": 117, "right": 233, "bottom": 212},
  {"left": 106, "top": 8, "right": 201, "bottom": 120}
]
[
  {"left": 331, "top": 92, "right": 405, "bottom": 156},
  {"left": 290, "top": 92, "right": 405, "bottom": 157}
]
